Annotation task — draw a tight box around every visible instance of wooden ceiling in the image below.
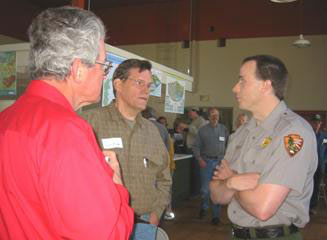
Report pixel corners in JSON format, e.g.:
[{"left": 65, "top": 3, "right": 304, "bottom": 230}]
[{"left": 1, "top": 0, "right": 326, "bottom": 46}]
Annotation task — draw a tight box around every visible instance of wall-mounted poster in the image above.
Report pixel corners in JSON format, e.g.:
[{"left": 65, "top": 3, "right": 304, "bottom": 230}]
[
  {"left": 150, "top": 68, "right": 162, "bottom": 97},
  {"left": 102, "top": 52, "right": 126, "bottom": 107},
  {"left": 164, "top": 74, "right": 185, "bottom": 114},
  {"left": 0, "top": 51, "right": 16, "bottom": 96}
]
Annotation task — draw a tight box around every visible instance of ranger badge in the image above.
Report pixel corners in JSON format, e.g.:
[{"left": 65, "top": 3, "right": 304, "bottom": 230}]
[{"left": 284, "top": 134, "right": 303, "bottom": 156}]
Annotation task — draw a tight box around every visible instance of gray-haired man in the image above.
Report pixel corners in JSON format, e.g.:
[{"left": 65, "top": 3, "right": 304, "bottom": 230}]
[{"left": 0, "top": 6, "right": 133, "bottom": 240}]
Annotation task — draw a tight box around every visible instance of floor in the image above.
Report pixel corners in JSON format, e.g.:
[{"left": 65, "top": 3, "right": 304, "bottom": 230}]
[{"left": 161, "top": 196, "right": 327, "bottom": 240}]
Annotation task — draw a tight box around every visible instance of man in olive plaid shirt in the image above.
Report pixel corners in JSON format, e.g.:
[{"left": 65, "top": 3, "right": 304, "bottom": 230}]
[{"left": 82, "top": 59, "right": 171, "bottom": 240}]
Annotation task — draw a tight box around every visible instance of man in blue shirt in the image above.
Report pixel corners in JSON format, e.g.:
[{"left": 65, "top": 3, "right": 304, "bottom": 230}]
[
  {"left": 310, "top": 114, "right": 327, "bottom": 214},
  {"left": 193, "top": 107, "right": 229, "bottom": 225}
]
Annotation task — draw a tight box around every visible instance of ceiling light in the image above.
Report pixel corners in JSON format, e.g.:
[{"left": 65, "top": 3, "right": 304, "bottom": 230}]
[
  {"left": 270, "top": 0, "right": 297, "bottom": 2},
  {"left": 293, "top": 34, "right": 311, "bottom": 48}
]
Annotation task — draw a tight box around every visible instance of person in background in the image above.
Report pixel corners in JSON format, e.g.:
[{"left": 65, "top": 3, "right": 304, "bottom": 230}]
[
  {"left": 157, "top": 116, "right": 169, "bottom": 128},
  {"left": 172, "top": 118, "right": 189, "bottom": 154},
  {"left": 142, "top": 106, "right": 169, "bottom": 149},
  {"left": 157, "top": 115, "right": 176, "bottom": 221},
  {"left": 210, "top": 55, "right": 317, "bottom": 240},
  {"left": 0, "top": 6, "right": 133, "bottom": 240},
  {"left": 309, "top": 114, "right": 327, "bottom": 215},
  {"left": 186, "top": 107, "right": 207, "bottom": 153},
  {"left": 192, "top": 107, "right": 229, "bottom": 225},
  {"left": 81, "top": 59, "right": 171, "bottom": 240},
  {"left": 186, "top": 107, "right": 207, "bottom": 198},
  {"left": 142, "top": 108, "right": 176, "bottom": 221},
  {"left": 235, "top": 113, "right": 249, "bottom": 129}
]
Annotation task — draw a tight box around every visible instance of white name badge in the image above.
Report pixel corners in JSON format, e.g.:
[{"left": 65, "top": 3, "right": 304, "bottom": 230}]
[
  {"left": 219, "top": 136, "right": 225, "bottom": 141},
  {"left": 102, "top": 138, "right": 123, "bottom": 149},
  {"left": 323, "top": 138, "right": 327, "bottom": 144}
]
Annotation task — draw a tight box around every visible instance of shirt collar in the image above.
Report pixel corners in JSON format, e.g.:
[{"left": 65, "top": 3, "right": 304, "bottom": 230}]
[
  {"left": 246, "top": 101, "right": 288, "bottom": 132},
  {"left": 25, "top": 80, "right": 73, "bottom": 112},
  {"left": 108, "top": 101, "right": 146, "bottom": 129}
]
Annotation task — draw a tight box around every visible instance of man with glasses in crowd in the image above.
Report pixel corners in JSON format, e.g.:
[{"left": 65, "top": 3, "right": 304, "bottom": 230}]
[
  {"left": 82, "top": 59, "right": 171, "bottom": 240},
  {"left": 0, "top": 6, "right": 133, "bottom": 240}
]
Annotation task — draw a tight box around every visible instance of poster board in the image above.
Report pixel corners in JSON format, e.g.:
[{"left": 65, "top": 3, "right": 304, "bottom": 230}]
[{"left": 0, "top": 43, "right": 193, "bottom": 113}]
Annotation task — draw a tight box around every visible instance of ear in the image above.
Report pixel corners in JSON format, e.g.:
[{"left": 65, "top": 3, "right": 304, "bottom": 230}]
[
  {"left": 113, "top": 78, "right": 122, "bottom": 94},
  {"left": 70, "top": 59, "right": 84, "bottom": 84},
  {"left": 262, "top": 79, "right": 273, "bottom": 94}
]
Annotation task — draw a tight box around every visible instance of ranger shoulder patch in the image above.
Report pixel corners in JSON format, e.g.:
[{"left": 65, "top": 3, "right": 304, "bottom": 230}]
[{"left": 284, "top": 134, "right": 303, "bottom": 157}]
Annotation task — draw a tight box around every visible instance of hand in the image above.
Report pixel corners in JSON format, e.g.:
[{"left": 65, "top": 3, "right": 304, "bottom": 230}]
[
  {"left": 212, "top": 159, "right": 235, "bottom": 180},
  {"left": 103, "top": 150, "right": 122, "bottom": 185},
  {"left": 149, "top": 212, "right": 159, "bottom": 226},
  {"left": 199, "top": 159, "right": 207, "bottom": 168},
  {"left": 226, "top": 173, "right": 260, "bottom": 191}
]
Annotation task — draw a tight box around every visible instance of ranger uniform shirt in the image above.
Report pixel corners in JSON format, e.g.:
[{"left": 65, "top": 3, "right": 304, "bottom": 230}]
[
  {"left": 81, "top": 102, "right": 172, "bottom": 219},
  {"left": 225, "top": 101, "right": 317, "bottom": 228}
]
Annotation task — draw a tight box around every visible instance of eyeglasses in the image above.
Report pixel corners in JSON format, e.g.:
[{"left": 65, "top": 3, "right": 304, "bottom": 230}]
[
  {"left": 95, "top": 61, "right": 113, "bottom": 75},
  {"left": 130, "top": 78, "right": 154, "bottom": 89}
]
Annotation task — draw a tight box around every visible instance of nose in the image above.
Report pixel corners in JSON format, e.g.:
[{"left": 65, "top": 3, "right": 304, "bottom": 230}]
[
  {"left": 232, "top": 81, "right": 240, "bottom": 94},
  {"left": 142, "top": 85, "right": 151, "bottom": 95}
]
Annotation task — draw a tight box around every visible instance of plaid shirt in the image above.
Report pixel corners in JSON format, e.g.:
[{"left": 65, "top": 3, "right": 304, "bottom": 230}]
[{"left": 81, "top": 102, "right": 171, "bottom": 218}]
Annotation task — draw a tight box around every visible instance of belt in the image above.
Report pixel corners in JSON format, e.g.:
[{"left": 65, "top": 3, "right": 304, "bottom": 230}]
[
  {"left": 204, "top": 155, "right": 219, "bottom": 159},
  {"left": 231, "top": 224, "right": 298, "bottom": 239}
]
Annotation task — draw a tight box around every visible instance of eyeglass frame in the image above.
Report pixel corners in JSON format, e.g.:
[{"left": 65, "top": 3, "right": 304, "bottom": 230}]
[
  {"left": 128, "top": 77, "right": 154, "bottom": 90},
  {"left": 95, "top": 61, "right": 113, "bottom": 75}
]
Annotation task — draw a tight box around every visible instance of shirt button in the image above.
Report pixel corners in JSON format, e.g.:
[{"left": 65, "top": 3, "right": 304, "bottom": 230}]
[
  {"left": 252, "top": 136, "right": 256, "bottom": 140},
  {"left": 252, "top": 160, "right": 255, "bottom": 164},
  {"left": 233, "top": 211, "right": 236, "bottom": 214}
]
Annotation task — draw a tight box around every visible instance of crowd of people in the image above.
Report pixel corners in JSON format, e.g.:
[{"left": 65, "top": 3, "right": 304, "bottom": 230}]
[{"left": 0, "top": 5, "right": 326, "bottom": 240}]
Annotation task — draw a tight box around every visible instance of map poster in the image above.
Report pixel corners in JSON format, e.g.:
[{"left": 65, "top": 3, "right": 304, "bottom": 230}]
[
  {"left": 150, "top": 68, "right": 162, "bottom": 97},
  {"left": 102, "top": 52, "right": 126, "bottom": 107},
  {"left": 0, "top": 51, "right": 17, "bottom": 96},
  {"left": 164, "top": 74, "right": 185, "bottom": 114}
]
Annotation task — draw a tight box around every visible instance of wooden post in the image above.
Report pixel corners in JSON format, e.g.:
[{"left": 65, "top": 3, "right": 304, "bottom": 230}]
[{"left": 71, "top": 0, "right": 86, "bottom": 9}]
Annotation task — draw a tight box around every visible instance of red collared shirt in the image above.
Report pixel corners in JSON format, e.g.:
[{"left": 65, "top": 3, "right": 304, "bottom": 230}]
[{"left": 0, "top": 80, "right": 133, "bottom": 240}]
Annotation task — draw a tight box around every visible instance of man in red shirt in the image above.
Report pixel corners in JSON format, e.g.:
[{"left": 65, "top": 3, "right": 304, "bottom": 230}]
[{"left": 0, "top": 6, "right": 133, "bottom": 240}]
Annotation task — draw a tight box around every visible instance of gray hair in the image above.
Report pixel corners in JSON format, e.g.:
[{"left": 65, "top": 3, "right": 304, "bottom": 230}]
[{"left": 28, "top": 6, "right": 106, "bottom": 80}]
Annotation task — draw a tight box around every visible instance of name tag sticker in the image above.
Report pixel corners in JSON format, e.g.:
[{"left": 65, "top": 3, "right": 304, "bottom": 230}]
[
  {"left": 102, "top": 138, "right": 123, "bottom": 149},
  {"left": 219, "top": 136, "right": 225, "bottom": 141},
  {"left": 323, "top": 138, "right": 327, "bottom": 144}
]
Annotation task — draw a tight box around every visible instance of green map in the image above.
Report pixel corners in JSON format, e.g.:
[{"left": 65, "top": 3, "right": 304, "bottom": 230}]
[
  {"left": 0, "top": 51, "right": 16, "bottom": 96},
  {"left": 168, "top": 80, "right": 184, "bottom": 102}
]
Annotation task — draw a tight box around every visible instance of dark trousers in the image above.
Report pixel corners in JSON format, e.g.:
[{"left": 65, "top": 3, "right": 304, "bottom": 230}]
[
  {"left": 230, "top": 232, "right": 302, "bottom": 240},
  {"left": 310, "top": 163, "right": 322, "bottom": 209}
]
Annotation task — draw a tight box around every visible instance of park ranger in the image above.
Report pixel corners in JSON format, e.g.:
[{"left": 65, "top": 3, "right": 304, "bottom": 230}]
[{"left": 210, "top": 55, "right": 317, "bottom": 240}]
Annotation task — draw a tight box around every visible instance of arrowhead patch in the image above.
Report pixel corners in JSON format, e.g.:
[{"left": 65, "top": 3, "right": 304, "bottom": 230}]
[{"left": 284, "top": 134, "right": 303, "bottom": 157}]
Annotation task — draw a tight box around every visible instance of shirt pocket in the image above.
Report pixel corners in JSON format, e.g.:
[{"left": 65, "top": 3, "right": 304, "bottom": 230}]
[
  {"left": 141, "top": 145, "right": 164, "bottom": 185},
  {"left": 242, "top": 144, "right": 274, "bottom": 173},
  {"left": 141, "top": 157, "right": 159, "bottom": 190}
]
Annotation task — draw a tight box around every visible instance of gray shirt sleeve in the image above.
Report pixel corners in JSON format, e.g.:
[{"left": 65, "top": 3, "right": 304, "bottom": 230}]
[
  {"left": 192, "top": 128, "right": 203, "bottom": 160},
  {"left": 259, "top": 123, "right": 317, "bottom": 193}
]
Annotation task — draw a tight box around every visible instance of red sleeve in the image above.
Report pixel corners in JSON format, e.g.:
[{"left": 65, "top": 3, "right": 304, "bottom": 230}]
[
  {"left": 38, "top": 119, "right": 134, "bottom": 240},
  {"left": 115, "top": 184, "right": 131, "bottom": 205}
]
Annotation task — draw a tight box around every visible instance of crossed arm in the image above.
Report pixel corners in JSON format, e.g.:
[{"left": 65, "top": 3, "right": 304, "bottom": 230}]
[{"left": 209, "top": 160, "right": 290, "bottom": 221}]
